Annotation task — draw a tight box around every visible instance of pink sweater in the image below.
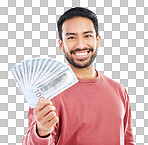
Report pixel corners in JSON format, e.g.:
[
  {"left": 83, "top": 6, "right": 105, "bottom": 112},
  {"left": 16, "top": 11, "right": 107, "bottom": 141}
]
[{"left": 22, "top": 70, "right": 135, "bottom": 145}]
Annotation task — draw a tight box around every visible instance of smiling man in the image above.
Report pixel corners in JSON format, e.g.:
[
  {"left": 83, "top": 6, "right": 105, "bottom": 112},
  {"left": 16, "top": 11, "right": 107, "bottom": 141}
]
[
  {"left": 58, "top": 16, "right": 100, "bottom": 79},
  {"left": 59, "top": 17, "right": 100, "bottom": 79},
  {"left": 22, "top": 7, "right": 135, "bottom": 145}
]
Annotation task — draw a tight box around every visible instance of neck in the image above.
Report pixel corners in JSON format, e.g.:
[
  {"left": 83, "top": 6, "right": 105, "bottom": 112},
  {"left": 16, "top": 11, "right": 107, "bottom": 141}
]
[{"left": 68, "top": 63, "right": 97, "bottom": 79}]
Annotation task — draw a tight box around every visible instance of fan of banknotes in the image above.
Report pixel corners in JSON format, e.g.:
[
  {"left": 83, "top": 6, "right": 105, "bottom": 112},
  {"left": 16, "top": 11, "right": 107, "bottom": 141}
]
[{"left": 10, "top": 57, "right": 78, "bottom": 108}]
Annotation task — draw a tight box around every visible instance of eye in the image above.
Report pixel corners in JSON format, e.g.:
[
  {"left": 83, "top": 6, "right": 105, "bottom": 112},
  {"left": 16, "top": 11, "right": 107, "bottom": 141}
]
[
  {"left": 67, "top": 36, "right": 75, "bottom": 40},
  {"left": 85, "top": 35, "right": 92, "bottom": 38}
]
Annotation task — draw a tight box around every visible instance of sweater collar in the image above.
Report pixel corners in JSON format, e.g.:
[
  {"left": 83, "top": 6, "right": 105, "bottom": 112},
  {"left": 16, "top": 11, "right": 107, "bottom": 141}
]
[{"left": 77, "top": 69, "right": 101, "bottom": 83}]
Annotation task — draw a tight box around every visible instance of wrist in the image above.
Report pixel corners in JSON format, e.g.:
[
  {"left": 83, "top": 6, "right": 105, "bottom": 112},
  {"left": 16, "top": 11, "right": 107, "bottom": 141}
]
[{"left": 36, "top": 124, "right": 50, "bottom": 138}]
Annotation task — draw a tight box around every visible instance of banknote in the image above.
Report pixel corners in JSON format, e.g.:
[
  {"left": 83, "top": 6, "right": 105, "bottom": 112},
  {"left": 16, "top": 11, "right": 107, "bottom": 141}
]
[
  {"left": 33, "top": 65, "right": 78, "bottom": 99},
  {"left": 11, "top": 66, "right": 25, "bottom": 95},
  {"left": 32, "top": 58, "right": 54, "bottom": 86},
  {"left": 10, "top": 57, "right": 78, "bottom": 108}
]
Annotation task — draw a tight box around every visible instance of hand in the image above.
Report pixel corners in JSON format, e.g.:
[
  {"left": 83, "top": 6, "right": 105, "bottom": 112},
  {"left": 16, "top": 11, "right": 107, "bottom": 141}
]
[{"left": 33, "top": 99, "right": 59, "bottom": 137}]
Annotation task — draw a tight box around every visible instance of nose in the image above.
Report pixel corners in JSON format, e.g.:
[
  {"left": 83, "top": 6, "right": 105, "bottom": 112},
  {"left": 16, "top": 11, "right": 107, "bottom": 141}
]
[{"left": 76, "top": 37, "right": 86, "bottom": 49}]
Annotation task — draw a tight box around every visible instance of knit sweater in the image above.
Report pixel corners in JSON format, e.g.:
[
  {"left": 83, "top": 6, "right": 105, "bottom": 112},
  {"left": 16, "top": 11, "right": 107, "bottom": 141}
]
[{"left": 22, "top": 70, "right": 135, "bottom": 145}]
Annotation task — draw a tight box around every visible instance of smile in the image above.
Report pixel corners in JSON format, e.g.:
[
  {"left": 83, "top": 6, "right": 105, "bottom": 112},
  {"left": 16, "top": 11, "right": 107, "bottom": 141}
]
[{"left": 73, "top": 50, "right": 91, "bottom": 59}]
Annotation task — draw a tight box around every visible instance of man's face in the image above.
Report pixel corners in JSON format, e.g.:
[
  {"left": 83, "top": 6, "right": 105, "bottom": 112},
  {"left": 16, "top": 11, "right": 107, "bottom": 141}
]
[{"left": 58, "top": 17, "right": 101, "bottom": 68}]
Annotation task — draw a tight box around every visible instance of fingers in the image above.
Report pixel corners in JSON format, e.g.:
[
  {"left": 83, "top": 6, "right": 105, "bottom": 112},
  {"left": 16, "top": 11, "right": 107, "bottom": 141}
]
[
  {"left": 48, "top": 116, "right": 59, "bottom": 128},
  {"left": 39, "top": 110, "right": 57, "bottom": 125},
  {"left": 35, "top": 99, "right": 53, "bottom": 112},
  {"left": 36, "top": 104, "right": 56, "bottom": 120},
  {"left": 34, "top": 99, "right": 56, "bottom": 121},
  {"left": 40, "top": 113, "right": 59, "bottom": 129},
  {"left": 33, "top": 99, "right": 59, "bottom": 136}
]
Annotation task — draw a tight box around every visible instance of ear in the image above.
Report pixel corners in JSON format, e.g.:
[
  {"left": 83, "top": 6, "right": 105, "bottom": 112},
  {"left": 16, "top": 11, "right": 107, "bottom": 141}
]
[
  {"left": 96, "top": 35, "right": 101, "bottom": 48},
  {"left": 58, "top": 39, "right": 64, "bottom": 51}
]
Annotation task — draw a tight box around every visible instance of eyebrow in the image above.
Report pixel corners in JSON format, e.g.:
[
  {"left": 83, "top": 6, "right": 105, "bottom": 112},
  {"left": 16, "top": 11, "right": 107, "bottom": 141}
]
[{"left": 65, "top": 31, "right": 94, "bottom": 36}]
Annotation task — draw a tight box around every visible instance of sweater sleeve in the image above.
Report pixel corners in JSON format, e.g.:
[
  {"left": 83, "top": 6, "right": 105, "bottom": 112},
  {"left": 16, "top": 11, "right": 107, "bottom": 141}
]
[
  {"left": 22, "top": 107, "right": 58, "bottom": 145},
  {"left": 124, "top": 89, "right": 135, "bottom": 145}
]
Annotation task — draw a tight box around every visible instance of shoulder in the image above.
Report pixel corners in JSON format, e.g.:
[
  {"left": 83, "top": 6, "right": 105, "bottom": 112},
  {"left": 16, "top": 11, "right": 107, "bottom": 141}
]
[
  {"left": 101, "top": 72, "right": 124, "bottom": 88},
  {"left": 100, "top": 72, "right": 127, "bottom": 98}
]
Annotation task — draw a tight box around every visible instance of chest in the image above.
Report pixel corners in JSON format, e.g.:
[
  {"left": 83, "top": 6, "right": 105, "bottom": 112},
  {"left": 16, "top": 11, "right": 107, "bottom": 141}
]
[
  {"left": 58, "top": 87, "right": 125, "bottom": 144},
  {"left": 69, "top": 91, "right": 124, "bottom": 123}
]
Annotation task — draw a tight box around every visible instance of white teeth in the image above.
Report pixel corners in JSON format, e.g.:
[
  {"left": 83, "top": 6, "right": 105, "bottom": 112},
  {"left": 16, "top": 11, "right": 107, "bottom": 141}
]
[{"left": 75, "top": 52, "right": 88, "bottom": 56}]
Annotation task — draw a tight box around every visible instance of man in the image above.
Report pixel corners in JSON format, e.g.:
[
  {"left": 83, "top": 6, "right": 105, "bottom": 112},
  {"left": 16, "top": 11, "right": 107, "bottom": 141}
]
[{"left": 22, "top": 7, "right": 135, "bottom": 145}]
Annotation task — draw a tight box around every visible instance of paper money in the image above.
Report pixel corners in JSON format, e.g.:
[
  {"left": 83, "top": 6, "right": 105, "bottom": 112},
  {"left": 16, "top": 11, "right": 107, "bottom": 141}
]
[{"left": 10, "top": 57, "right": 79, "bottom": 108}]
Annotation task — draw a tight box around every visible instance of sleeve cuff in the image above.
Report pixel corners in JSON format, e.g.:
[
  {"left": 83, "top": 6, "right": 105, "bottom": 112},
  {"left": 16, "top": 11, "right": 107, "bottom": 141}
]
[{"left": 31, "top": 122, "right": 54, "bottom": 145}]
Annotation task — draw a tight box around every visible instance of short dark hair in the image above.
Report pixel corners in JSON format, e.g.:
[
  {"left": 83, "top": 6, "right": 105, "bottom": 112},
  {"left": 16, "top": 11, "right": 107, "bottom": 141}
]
[{"left": 57, "top": 7, "right": 99, "bottom": 41}]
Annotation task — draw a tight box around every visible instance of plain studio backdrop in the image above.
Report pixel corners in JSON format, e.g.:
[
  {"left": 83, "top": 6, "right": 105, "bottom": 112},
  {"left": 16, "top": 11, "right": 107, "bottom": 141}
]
[{"left": 0, "top": 0, "right": 148, "bottom": 144}]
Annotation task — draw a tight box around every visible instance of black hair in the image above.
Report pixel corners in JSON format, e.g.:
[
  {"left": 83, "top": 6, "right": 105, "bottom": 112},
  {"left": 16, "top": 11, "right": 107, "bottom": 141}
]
[{"left": 57, "top": 7, "right": 99, "bottom": 41}]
